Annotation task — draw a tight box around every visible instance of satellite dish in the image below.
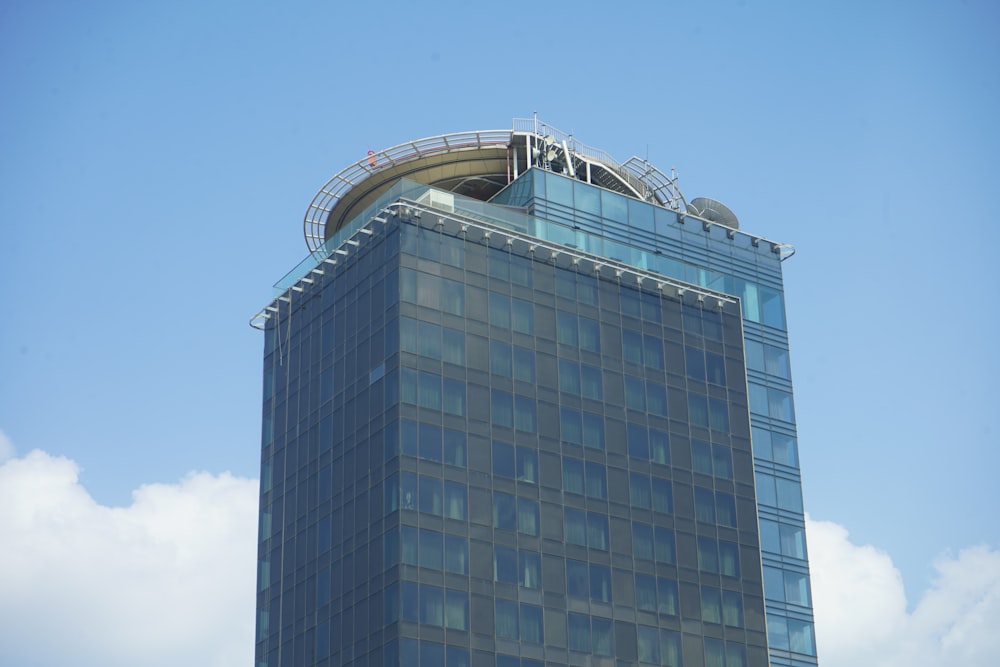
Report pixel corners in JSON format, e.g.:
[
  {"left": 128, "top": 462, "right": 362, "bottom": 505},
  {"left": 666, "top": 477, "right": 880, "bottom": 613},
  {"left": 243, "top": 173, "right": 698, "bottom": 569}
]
[
  {"left": 546, "top": 146, "right": 558, "bottom": 161},
  {"left": 543, "top": 134, "right": 556, "bottom": 146},
  {"left": 688, "top": 197, "right": 739, "bottom": 229}
]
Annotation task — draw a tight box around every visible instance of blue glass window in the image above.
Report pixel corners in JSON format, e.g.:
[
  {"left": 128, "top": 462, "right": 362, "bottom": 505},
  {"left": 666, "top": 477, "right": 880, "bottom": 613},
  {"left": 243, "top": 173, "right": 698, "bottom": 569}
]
[
  {"left": 685, "top": 346, "right": 706, "bottom": 381},
  {"left": 519, "top": 603, "right": 543, "bottom": 644},
  {"left": 630, "top": 472, "right": 651, "bottom": 509},
  {"left": 495, "top": 600, "right": 518, "bottom": 639},
  {"left": 559, "top": 359, "right": 580, "bottom": 396},
  {"left": 628, "top": 424, "right": 649, "bottom": 459},
  {"left": 568, "top": 613, "right": 590, "bottom": 652},
  {"left": 651, "top": 478, "right": 672, "bottom": 514},
  {"left": 494, "top": 492, "right": 517, "bottom": 531},
  {"left": 566, "top": 559, "right": 588, "bottom": 597},
  {"left": 513, "top": 346, "right": 535, "bottom": 383},
  {"left": 636, "top": 574, "right": 657, "bottom": 611},
  {"left": 688, "top": 394, "right": 709, "bottom": 428},
  {"left": 493, "top": 441, "right": 516, "bottom": 478},
  {"left": 563, "top": 458, "right": 584, "bottom": 495},
  {"left": 494, "top": 546, "right": 517, "bottom": 583},
  {"left": 445, "top": 535, "right": 468, "bottom": 574}
]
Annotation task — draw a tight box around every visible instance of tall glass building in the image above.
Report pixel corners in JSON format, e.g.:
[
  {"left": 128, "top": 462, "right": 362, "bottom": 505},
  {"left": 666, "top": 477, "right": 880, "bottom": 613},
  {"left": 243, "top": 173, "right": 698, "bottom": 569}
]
[{"left": 252, "top": 119, "right": 818, "bottom": 667}]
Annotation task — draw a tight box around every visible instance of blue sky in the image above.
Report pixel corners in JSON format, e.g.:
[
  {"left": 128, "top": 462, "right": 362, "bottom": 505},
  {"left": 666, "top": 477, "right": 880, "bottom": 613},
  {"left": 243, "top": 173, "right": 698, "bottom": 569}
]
[{"left": 1, "top": 1, "right": 998, "bottom": 665}]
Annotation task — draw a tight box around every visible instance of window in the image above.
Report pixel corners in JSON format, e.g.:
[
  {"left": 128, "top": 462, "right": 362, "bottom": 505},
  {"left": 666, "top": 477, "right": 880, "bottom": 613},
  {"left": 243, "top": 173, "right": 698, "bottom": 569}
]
[
  {"left": 588, "top": 513, "right": 609, "bottom": 550},
  {"left": 563, "top": 458, "right": 585, "bottom": 495},
  {"left": 692, "top": 440, "right": 712, "bottom": 474},
  {"left": 651, "top": 478, "right": 672, "bottom": 514},
  {"left": 705, "top": 352, "right": 726, "bottom": 385},
  {"left": 559, "top": 359, "right": 580, "bottom": 396},
  {"left": 582, "top": 412, "right": 604, "bottom": 449},
  {"left": 579, "top": 316, "right": 600, "bottom": 353},
  {"left": 491, "top": 390, "right": 513, "bottom": 428},
  {"left": 560, "top": 407, "right": 582, "bottom": 444},
  {"left": 566, "top": 559, "right": 588, "bottom": 598},
  {"left": 509, "top": 255, "right": 532, "bottom": 287},
  {"left": 625, "top": 376, "right": 646, "bottom": 410},
  {"left": 581, "top": 364, "right": 603, "bottom": 400},
  {"left": 688, "top": 394, "right": 709, "bottom": 428},
  {"left": 723, "top": 590, "right": 744, "bottom": 627},
  {"left": 623, "top": 330, "right": 643, "bottom": 365},
  {"left": 643, "top": 335, "right": 664, "bottom": 370},
  {"left": 565, "top": 509, "right": 587, "bottom": 546},
  {"left": 633, "top": 523, "right": 654, "bottom": 561},
  {"left": 654, "top": 527, "right": 675, "bottom": 564},
  {"left": 519, "top": 604, "right": 543, "bottom": 644},
  {"left": 647, "top": 382, "right": 667, "bottom": 417},
  {"left": 494, "top": 492, "right": 517, "bottom": 531},
  {"left": 568, "top": 613, "right": 590, "bottom": 652},
  {"left": 716, "top": 491, "right": 737, "bottom": 528},
  {"left": 444, "top": 482, "right": 466, "bottom": 520},
  {"left": 657, "top": 578, "right": 679, "bottom": 616},
  {"left": 713, "top": 444, "right": 733, "bottom": 479},
  {"left": 445, "top": 535, "right": 468, "bottom": 574},
  {"left": 517, "top": 497, "right": 539, "bottom": 536},
  {"left": 636, "top": 574, "right": 656, "bottom": 611},
  {"left": 698, "top": 536, "right": 719, "bottom": 573},
  {"left": 590, "top": 564, "right": 612, "bottom": 603},
  {"left": 511, "top": 298, "right": 534, "bottom": 334},
  {"left": 420, "top": 585, "right": 444, "bottom": 626},
  {"left": 495, "top": 600, "right": 518, "bottom": 639},
  {"left": 492, "top": 341, "right": 513, "bottom": 377},
  {"left": 709, "top": 397, "right": 729, "bottom": 431},
  {"left": 519, "top": 551, "right": 541, "bottom": 588},
  {"left": 489, "top": 292, "right": 510, "bottom": 328},
  {"left": 628, "top": 424, "right": 649, "bottom": 459},
  {"left": 638, "top": 625, "right": 660, "bottom": 664},
  {"left": 418, "top": 422, "right": 442, "bottom": 462},
  {"left": 585, "top": 461, "right": 607, "bottom": 499},
  {"left": 419, "top": 476, "right": 443, "bottom": 515},
  {"left": 516, "top": 446, "right": 538, "bottom": 483},
  {"left": 441, "top": 278, "right": 464, "bottom": 315},
  {"left": 630, "top": 472, "right": 651, "bottom": 509},
  {"left": 701, "top": 586, "right": 722, "bottom": 624},
  {"left": 695, "top": 487, "right": 716, "bottom": 523},
  {"left": 557, "top": 311, "right": 578, "bottom": 346},
  {"left": 494, "top": 546, "right": 517, "bottom": 584},
  {"left": 444, "top": 429, "right": 466, "bottom": 467},
  {"left": 493, "top": 441, "right": 516, "bottom": 478},
  {"left": 715, "top": 539, "right": 739, "bottom": 577},
  {"left": 650, "top": 429, "right": 669, "bottom": 465},
  {"left": 685, "top": 346, "right": 706, "bottom": 381},
  {"left": 444, "top": 378, "right": 465, "bottom": 417},
  {"left": 513, "top": 346, "right": 535, "bottom": 383},
  {"left": 593, "top": 617, "right": 613, "bottom": 656},
  {"left": 515, "top": 396, "right": 537, "bottom": 432},
  {"left": 419, "top": 528, "right": 443, "bottom": 570}
]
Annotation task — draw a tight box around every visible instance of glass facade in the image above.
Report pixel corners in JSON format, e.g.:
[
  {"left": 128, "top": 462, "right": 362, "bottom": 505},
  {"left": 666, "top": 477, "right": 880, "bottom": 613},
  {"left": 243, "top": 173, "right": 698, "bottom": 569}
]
[{"left": 256, "top": 165, "right": 817, "bottom": 667}]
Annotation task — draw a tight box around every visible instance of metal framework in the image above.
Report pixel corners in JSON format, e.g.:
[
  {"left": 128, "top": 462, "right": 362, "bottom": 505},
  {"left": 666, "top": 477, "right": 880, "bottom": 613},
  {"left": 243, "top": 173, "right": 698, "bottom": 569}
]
[{"left": 303, "top": 118, "right": 693, "bottom": 254}]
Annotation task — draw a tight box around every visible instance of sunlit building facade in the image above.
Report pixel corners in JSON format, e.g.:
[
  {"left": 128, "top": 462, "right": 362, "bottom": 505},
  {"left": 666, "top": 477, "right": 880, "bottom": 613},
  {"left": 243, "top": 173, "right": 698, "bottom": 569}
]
[{"left": 253, "top": 119, "right": 818, "bottom": 667}]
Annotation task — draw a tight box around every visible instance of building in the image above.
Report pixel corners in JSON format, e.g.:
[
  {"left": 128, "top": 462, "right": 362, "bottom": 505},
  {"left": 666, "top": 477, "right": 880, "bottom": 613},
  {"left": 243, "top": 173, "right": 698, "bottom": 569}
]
[{"left": 252, "top": 119, "right": 818, "bottom": 667}]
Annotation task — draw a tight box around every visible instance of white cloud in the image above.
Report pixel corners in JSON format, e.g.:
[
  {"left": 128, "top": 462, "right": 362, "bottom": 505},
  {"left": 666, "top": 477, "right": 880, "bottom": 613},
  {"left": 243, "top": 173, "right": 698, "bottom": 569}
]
[
  {"left": 808, "top": 517, "right": 1000, "bottom": 667},
  {"left": 0, "top": 448, "right": 259, "bottom": 667},
  {"left": 1, "top": 438, "right": 997, "bottom": 667},
  {"left": 0, "top": 429, "right": 14, "bottom": 463}
]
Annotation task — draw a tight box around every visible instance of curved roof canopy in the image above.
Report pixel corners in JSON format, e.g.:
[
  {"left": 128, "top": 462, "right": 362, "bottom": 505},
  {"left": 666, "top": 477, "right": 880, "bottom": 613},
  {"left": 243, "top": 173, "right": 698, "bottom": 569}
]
[{"left": 303, "top": 118, "right": 689, "bottom": 252}]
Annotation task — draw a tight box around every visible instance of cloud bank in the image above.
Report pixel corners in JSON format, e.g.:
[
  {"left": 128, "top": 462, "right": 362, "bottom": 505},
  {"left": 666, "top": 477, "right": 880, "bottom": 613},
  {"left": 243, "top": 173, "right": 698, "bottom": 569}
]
[
  {"left": 0, "top": 440, "right": 996, "bottom": 667},
  {"left": 0, "top": 448, "right": 258, "bottom": 667},
  {"left": 808, "top": 517, "right": 1000, "bottom": 666}
]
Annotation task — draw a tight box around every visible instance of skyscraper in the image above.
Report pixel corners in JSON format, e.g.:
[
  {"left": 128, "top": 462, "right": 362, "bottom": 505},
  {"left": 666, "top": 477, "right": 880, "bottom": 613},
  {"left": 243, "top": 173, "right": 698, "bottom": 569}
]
[{"left": 252, "top": 119, "right": 818, "bottom": 667}]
